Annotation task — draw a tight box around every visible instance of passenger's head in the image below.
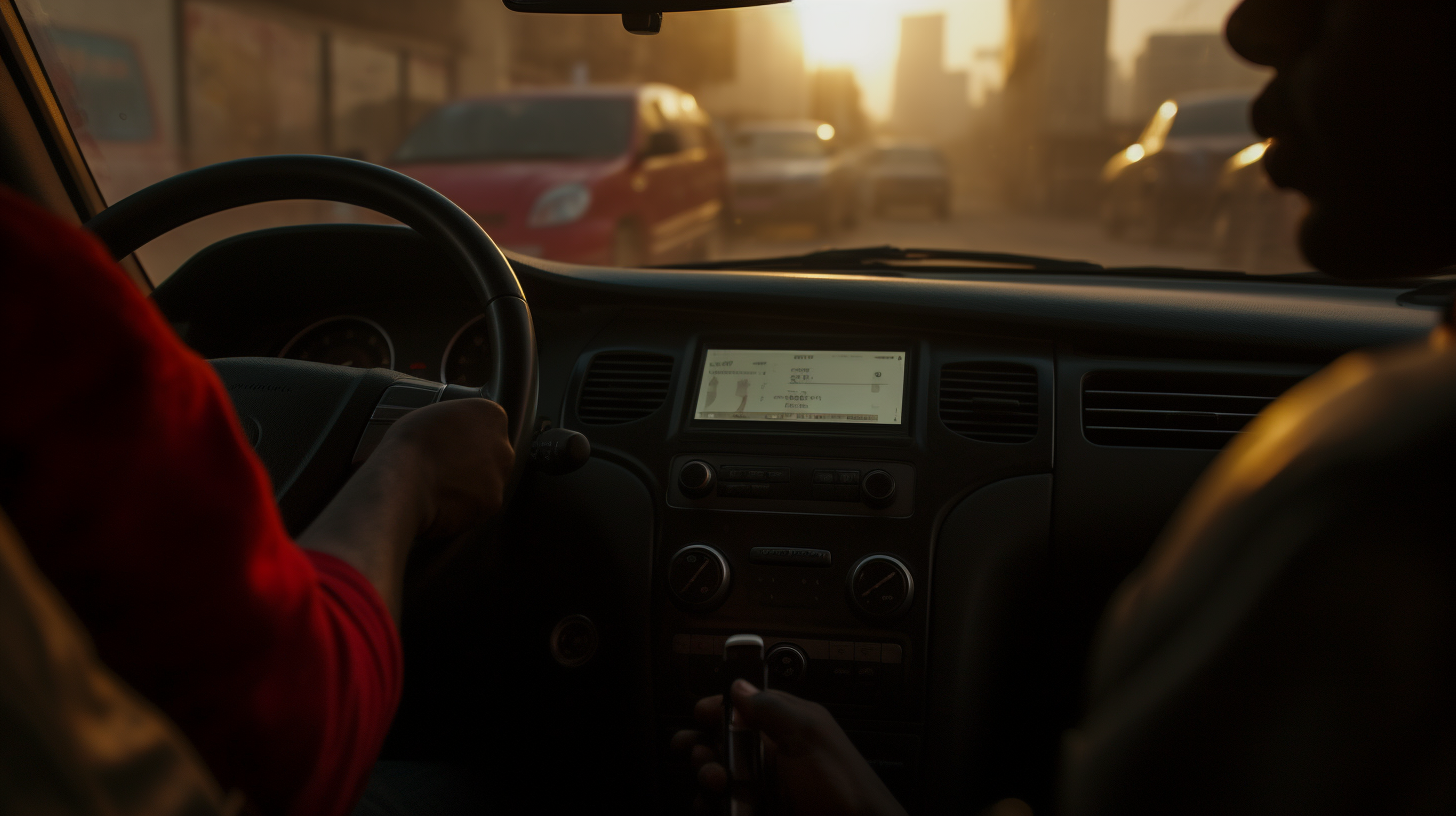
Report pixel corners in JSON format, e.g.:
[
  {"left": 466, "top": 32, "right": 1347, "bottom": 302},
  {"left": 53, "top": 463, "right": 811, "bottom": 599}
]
[{"left": 1227, "top": 0, "right": 1456, "bottom": 277}]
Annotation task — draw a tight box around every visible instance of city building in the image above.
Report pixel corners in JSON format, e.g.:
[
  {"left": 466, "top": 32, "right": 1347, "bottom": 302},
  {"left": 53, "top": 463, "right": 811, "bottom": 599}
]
[
  {"left": 694, "top": 4, "right": 808, "bottom": 125},
  {"left": 998, "top": 0, "right": 1111, "bottom": 212},
  {"left": 1132, "top": 33, "right": 1269, "bottom": 121},
  {"left": 809, "top": 67, "right": 869, "bottom": 146},
  {"left": 890, "top": 14, "right": 970, "bottom": 144}
]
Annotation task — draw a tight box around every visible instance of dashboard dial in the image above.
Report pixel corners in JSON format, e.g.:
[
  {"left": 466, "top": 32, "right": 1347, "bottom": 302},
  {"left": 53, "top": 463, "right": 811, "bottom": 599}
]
[
  {"left": 280, "top": 316, "right": 393, "bottom": 370},
  {"left": 668, "top": 544, "right": 731, "bottom": 610},
  {"left": 848, "top": 554, "right": 914, "bottom": 617},
  {"left": 441, "top": 315, "right": 493, "bottom": 387}
]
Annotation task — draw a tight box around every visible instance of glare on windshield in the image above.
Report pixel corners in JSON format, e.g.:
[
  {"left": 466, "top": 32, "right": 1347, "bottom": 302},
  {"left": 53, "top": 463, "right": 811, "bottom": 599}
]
[{"left": 20, "top": 0, "right": 1304, "bottom": 281}]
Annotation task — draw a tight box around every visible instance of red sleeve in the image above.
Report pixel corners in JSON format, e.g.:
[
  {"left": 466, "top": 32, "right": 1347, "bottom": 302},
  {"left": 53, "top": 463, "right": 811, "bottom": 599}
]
[{"left": 0, "top": 184, "right": 401, "bottom": 816}]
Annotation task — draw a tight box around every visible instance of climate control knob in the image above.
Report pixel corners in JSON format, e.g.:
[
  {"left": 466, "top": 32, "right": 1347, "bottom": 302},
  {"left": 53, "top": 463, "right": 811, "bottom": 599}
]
[
  {"left": 678, "top": 460, "right": 716, "bottom": 498},
  {"left": 766, "top": 643, "right": 809, "bottom": 686},
  {"left": 848, "top": 554, "right": 914, "bottom": 618},
  {"left": 667, "top": 544, "right": 731, "bottom": 610},
  {"left": 860, "top": 469, "right": 897, "bottom": 507}
]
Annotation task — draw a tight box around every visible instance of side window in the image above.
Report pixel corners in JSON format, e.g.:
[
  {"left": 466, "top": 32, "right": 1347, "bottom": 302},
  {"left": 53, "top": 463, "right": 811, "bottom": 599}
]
[
  {"left": 639, "top": 97, "right": 682, "bottom": 157},
  {"left": 676, "top": 122, "right": 705, "bottom": 151},
  {"left": 49, "top": 28, "right": 155, "bottom": 143}
]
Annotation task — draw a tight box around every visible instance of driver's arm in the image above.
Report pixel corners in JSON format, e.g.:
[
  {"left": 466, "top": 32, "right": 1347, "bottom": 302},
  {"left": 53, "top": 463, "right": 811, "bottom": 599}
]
[
  {"left": 299, "top": 397, "right": 513, "bottom": 618},
  {"left": 0, "top": 184, "right": 513, "bottom": 815}
]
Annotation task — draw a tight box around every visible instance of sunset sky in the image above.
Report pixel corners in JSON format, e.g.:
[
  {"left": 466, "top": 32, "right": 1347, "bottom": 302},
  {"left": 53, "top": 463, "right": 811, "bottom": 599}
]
[{"left": 792, "top": 0, "right": 1244, "bottom": 119}]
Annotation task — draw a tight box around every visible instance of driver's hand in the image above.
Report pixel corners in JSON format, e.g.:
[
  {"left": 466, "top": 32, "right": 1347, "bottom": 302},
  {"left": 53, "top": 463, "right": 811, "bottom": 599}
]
[
  {"left": 299, "top": 397, "right": 513, "bottom": 616},
  {"left": 671, "top": 680, "right": 907, "bottom": 816},
  {"left": 370, "top": 397, "right": 514, "bottom": 541}
]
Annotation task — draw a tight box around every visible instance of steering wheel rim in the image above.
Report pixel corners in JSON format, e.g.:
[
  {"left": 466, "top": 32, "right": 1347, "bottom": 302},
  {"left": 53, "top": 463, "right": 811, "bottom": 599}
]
[{"left": 83, "top": 154, "right": 537, "bottom": 453}]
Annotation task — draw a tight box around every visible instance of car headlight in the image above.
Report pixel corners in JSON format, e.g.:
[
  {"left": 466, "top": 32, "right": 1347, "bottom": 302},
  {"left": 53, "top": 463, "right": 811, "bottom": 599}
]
[{"left": 528, "top": 183, "right": 592, "bottom": 227}]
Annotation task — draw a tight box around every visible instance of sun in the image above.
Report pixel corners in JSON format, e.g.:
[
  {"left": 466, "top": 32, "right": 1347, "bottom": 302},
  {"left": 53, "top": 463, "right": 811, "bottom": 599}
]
[{"left": 794, "top": 0, "right": 901, "bottom": 70}]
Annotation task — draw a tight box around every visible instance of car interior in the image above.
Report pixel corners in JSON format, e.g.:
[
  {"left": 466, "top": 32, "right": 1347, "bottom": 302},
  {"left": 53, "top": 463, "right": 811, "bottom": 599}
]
[{"left": 3, "top": 0, "right": 1452, "bottom": 813}]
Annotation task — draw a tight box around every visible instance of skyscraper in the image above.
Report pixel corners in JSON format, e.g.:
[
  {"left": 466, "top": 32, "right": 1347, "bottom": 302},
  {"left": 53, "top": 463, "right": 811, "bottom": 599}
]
[
  {"left": 891, "top": 14, "right": 970, "bottom": 143},
  {"left": 999, "top": 0, "right": 1112, "bottom": 211}
]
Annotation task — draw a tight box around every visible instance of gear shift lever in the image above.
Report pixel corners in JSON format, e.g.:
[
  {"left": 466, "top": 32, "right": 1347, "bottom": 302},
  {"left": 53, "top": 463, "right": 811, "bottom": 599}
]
[{"left": 723, "top": 634, "right": 766, "bottom": 816}]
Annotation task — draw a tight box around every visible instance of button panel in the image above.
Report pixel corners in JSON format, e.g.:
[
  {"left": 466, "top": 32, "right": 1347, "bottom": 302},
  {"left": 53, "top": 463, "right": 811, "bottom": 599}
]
[
  {"left": 670, "top": 632, "right": 907, "bottom": 705},
  {"left": 669, "top": 455, "right": 914, "bottom": 517},
  {"left": 748, "top": 547, "right": 832, "bottom": 567}
]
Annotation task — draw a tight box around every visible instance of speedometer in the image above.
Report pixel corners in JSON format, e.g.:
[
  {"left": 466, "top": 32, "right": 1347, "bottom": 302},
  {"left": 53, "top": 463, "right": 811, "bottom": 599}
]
[
  {"left": 441, "top": 315, "right": 493, "bottom": 387},
  {"left": 279, "top": 316, "right": 394, "bottom": 370}
]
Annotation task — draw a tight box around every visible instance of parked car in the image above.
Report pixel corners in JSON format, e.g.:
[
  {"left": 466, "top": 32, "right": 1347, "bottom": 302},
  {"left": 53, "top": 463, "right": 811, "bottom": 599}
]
[
  {"left": 726, "top": 120, "right": 859, "bottom": 235},
  {"left": 864, "top": 142, "right": 951, "bottom": 219},
  {"left": 1102, "top": 90, "right": 1258, "bottom": 244},
  {"left": 1211, "top": 140, "right": 1309, "bottom": 273},
  {"left": 393, "top": 84, "right": 727, "bottom": 267},
  {"left": 45, "top": 27, "right": 179, "bottom": 202}
]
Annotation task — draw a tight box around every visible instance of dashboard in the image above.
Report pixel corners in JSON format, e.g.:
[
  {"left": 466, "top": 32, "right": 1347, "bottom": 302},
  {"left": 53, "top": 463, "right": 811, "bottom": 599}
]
[{"left": 152, "top": 223, "right": 1443, "bottom": 812}]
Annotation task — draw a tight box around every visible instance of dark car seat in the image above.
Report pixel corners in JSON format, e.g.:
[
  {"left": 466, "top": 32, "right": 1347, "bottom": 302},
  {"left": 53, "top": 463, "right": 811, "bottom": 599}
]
[{"left": 1060, "top": 329, "right": 1456, "bottom": 814}]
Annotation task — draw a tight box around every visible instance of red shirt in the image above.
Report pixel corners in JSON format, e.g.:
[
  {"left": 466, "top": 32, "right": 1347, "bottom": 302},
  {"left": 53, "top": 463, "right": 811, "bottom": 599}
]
[{"left": 0, "top": 185, "right": 401, "bottom": 815}]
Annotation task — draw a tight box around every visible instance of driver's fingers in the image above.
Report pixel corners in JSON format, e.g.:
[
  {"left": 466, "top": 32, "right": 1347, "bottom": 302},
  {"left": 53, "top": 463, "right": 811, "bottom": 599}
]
[
  {"left": 693, "top": 693, "right": 726, "bottom": 728},
  {"left": 689, "top": 743, "right": 718, "bottom": 773},
  {"left": 670, "top": 728, "right": 703, "bottom": 753},
  {"left": 697, "top": 760, "right": 728, "bottom": 794},
  {"left": 730, "top": 680, "right": 829, "bottom": 757}
]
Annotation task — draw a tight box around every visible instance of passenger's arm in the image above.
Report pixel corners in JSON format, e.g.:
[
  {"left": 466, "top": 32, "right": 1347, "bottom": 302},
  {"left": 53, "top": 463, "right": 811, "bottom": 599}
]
[{"left": 298, "top": 398, "right": 513, "bottom": 618}]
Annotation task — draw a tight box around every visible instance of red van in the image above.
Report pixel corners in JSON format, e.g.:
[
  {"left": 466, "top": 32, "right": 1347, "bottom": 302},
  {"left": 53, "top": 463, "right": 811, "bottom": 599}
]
[{"left": 392, "top": 84, "right": 727, "bottom": 267}]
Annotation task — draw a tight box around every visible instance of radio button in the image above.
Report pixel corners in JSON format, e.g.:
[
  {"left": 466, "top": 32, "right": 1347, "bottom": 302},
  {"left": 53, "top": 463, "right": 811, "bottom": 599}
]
[
  {"left": 811, "top": 484, "right": 860, "bottom": 502},
  {"left": 812, "top": 469, "right": 837, "bottom": 484},
  {"left": 835, "top": 470, "right": 862, "bottom": 485},
  {"left": 749, "top": 547, "right": 832, "bottom": 567}
]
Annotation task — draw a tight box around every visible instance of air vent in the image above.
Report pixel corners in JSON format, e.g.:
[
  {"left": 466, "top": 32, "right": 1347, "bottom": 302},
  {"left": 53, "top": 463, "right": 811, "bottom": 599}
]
[
  {"left": 1083, "top": 370, "right": 1303, "bottom": 450},
  {"left": 577, "top": 352, "right": 674, "bottom": 425},
  {"left": 939, "top": 362, "right": 1040, "bottom": 443}
]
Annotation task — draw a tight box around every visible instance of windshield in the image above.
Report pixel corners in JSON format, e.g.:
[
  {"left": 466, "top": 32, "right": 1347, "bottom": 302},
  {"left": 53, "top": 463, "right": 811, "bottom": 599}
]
[
  {"left": 395, "top": 97, "right": 635, "bottom": 163},
  {"left": 20, "top": 0, "right": 1305, "bottom": 282}
]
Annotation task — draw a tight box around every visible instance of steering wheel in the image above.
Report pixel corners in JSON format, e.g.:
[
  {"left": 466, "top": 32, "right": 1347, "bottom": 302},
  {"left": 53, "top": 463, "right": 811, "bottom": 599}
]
[{"left": 85, "top": 155, "right": 537, "bottom": 530}]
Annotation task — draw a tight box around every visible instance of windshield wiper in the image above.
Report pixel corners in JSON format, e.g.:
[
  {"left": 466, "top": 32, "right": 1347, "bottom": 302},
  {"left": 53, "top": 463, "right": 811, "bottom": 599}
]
[{"left": 668, "top": 245, "right": 1104, "bottom": 273}]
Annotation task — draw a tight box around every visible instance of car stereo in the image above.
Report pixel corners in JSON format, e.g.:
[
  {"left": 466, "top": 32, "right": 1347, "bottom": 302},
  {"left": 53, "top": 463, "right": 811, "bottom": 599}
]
[{"left": 692, "top": 349, "right": 907, "bottom": 425}]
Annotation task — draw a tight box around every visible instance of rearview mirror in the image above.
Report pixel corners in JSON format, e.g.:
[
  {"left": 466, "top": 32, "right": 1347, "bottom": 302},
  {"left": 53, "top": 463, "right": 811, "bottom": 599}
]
[
  {"left": 503, "top": 0, "right": 789, "bottom": 35},
  {"left": 504, "top": 0, "right": 786, "bottom": 11}
]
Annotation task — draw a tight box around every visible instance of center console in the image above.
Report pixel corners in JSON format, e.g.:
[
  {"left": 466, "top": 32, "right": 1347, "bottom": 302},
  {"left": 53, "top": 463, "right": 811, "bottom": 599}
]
[{"left": 653, "top": 342, "right": 928, "bottom": 795}]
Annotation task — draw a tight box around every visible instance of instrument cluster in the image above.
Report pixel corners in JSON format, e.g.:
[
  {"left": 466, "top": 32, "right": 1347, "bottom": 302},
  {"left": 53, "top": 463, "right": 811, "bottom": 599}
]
[{"left": 279, "top": 312, "right": 493, "bottom": 387}]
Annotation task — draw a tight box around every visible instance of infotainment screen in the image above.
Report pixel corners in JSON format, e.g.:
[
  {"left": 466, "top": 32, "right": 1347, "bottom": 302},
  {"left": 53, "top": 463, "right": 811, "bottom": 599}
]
[{"left": 693, "top": 349, "right": 905, "bottom": 425}]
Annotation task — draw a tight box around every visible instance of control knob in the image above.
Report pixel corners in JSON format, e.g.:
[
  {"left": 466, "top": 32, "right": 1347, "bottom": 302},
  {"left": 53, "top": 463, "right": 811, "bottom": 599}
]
[
  {"left": 667, "top": 543, "right": 731, "bottom": 610},
  {"left": 860, "top": 469, "right": 897, "bottom": 507},
  {"left": 848, "top": 554, "right": 914, "bottom": 617},
  {"left": 766, "top": 643, "right": 809, "bottom": 686},
  {"left": 678, "top": 460, "right": 716, "bottom": 498}
]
